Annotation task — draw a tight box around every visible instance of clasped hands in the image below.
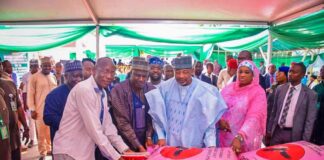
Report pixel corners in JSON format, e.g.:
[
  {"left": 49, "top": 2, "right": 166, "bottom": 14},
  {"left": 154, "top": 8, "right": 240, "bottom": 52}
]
[{"left": 219, "top": 119, "right": 242, "bottom": 154}]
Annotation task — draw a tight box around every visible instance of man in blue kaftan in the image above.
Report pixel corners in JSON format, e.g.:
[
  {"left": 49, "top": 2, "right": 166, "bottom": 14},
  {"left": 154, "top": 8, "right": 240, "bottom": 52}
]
[
  {"left": 44, "top": 60, "right": 83, "bottom": 141},
  {"left": 145, "top": 56, "right": 227, "bottom": 148}
]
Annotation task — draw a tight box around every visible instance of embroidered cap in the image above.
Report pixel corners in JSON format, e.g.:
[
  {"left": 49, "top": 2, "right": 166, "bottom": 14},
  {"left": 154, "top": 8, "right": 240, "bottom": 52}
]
[
  {"left": 149, "top": 56, "right": 164, "bottom": 67},
  {"left": 131, "top": 57, "right": 149, "bottom": 71},
  {"left": 172, "top": 56, "right": 192, "bottom": 69},
  {"left": 64, "top": 60, "right": 82, "bottom": 73}
]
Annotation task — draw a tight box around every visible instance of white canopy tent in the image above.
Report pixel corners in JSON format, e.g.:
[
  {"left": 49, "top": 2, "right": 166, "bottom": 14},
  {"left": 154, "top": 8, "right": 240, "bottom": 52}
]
[
  {"left": 0, "top": 0, "right": 323, "bottom": 62},
  {"left": 0, "top": 0, "right": 322, "bottom": 24},
  {"left": 307, "top": 55, "right": 324, "bottom": 75}
]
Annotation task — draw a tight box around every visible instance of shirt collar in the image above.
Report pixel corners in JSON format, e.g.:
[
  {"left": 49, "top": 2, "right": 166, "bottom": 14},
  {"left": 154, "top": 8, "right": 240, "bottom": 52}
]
[
  {"left": 89, "top": 76, "right": 104, "bottom": 95},
  {"left": 94, "top": 87, "right": 106, "bottom": 98},
  {"left": 94, "top": 87, "right": 102, "bottom": 93},
  {"left": 289, "top": 83, "right": 302, "bottom": 91}
]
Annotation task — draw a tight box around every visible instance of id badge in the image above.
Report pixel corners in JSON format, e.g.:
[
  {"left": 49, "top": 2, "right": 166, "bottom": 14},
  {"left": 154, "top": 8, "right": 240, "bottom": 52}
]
[
  {"left": 0, "top": 125, "right": 9, "bottom": 140},
  {"left": 10, "top": 101, "right": 17, "bottom": 112}
]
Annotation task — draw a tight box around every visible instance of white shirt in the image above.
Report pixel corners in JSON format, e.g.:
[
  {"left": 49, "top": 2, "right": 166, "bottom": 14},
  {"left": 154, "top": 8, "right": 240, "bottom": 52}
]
[
  {"left": 149, "top": 78, "right": 164, "bottom": 88},
  {"left": 226, "top": 76, "right": 234, "bottom": 86},
  {"left": 178, "top": 83, "right": 190, "bottom": 102},
  {"left": 53, "top": 76, "right": 128, "bottom": 160},
  {"left": 217, "top": 68, "right": 231, "bottom": 90},
  {"left": 278, "top": 83, "right": 302, "bottom": 128},
  {"left": 21, "top": 72, "right": 31, "bottom": 93},
  {"left": 203, "top": 72, "right": 218, "bottom": 86},
  {"left": 308, "top": 80, "right": 319, "bottom": 89},
  {"left": 204, "top": 72, "right": 215, "bottom": 80}
]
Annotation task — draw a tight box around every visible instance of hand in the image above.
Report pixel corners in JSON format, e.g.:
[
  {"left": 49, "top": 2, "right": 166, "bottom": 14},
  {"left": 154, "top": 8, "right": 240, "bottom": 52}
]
[
  {"left": 219, "top": 119, "right": 231, "bottom": 132},
  {"left": 138, "top": 145, "right": 146, "bottom": 152},
  {"left": 145, "top": 138, "right": 153, "bottom": 147},
  {"left": 123, "top": 149, "right": 134, "bottom": 153},
  {"left": 22, "top": 128, "right": 30, "bottom": 145},
  {"left": 157, "top": 139, "right": 166, "bottom": 147},
  {"left": 31, "top": 111, "right": 38, "bottom": 120},
  {"left": 231, "top": 137, "right": 242, "bottom": 154},
  {"left": 118, "top": 157, "right": 124, "bottom": 160}
]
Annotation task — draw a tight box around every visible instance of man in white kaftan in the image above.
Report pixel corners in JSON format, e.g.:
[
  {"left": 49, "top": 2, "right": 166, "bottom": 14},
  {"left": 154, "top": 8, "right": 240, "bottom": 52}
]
[{"left": 145, "top": 56, "right": 227, "bottom": 148}]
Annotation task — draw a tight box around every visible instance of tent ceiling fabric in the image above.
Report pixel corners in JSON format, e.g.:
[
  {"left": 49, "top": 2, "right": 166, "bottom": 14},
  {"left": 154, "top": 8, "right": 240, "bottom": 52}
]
[
  {"left": 0, "top": 0, "right": 90, "bottom": 22},
  {"left": 0, "top": 0, "right": 322, "bottom": 23}
]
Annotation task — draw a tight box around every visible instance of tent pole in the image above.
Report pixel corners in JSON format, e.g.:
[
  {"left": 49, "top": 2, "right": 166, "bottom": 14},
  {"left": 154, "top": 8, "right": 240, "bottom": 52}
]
[
  {"left": 82, "top": 0, "right": 99, "bottom": 59},
  {"left": 96, "top": 25, "right": 100, "bottom": 59},
  {"left": 272, "top": 3, "right": 323, "bottom": 25},
  {"left": 301, "top": 51, "right": 307, "bottom": 62},
  {"left": 259, "top": 47, "right": 267, "bottom": 62},
  {"left": 82, "top": 0, "right": 99, "bottom": 25},
  {"left": 266, "top": 31, "right": 272, "bottom": 66},
  {"left": 0, "top": 19, "right": 268, "bottom": 26},
  {"left": 100, "top": 19, "right": 268, "bottom": 25},
  {"left": 311, "top": 49, "right": 315, "bottom": 61},
  {"left": 217, "top": 45, "right": 220, "bottom": 62}
]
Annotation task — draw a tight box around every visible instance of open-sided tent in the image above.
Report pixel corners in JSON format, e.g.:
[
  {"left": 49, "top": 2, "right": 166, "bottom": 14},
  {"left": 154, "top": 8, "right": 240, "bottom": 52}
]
[
  {"left": 0, "top": 0, "right": 323, "bottom": 63},
  {"left": 0, "top": 0, "right": 322, "bottom": 23}
]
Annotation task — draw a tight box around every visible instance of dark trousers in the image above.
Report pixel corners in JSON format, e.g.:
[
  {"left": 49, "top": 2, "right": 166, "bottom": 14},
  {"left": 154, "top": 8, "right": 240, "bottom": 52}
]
[
  {"left": 270, "top": 125, "right": 292, "bottom": 146},
  {"left": 11, "top": 148, "right": 21, "bottom": 160},
  {"left": 22, "top": 93, "right": 28, "bottom": 110},
  {"left": 311, "top": 102, "right": 324, "bottom": 145}
]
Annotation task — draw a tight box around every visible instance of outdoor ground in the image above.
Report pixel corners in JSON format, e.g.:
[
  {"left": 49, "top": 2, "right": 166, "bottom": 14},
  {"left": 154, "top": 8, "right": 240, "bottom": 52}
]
[{"left": 22, "top": 146, "right": 52, "bottom": 160}]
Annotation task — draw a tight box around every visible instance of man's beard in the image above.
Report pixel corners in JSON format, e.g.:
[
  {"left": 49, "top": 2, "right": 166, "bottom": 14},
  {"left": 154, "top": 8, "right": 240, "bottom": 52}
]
[{"left": 150, "top": 74, "right": 162, "bottom": 81}]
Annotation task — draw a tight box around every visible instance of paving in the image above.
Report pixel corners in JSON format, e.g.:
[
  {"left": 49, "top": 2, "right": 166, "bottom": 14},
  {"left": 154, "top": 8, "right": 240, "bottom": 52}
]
[{"left": 21, "top": 145, "right": 52, "bottom": 160}]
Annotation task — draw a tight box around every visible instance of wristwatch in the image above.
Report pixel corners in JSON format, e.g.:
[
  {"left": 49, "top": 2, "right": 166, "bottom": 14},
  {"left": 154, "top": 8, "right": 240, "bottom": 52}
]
[{"left": 235, "top": 134, "right": 244, "bottom": 143}]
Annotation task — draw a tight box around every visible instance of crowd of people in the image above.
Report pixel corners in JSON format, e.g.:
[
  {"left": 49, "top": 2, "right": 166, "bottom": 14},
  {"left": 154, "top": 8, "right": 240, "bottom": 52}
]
[{"left": 0, "top": 50, "right": 323, "bottom": 160}]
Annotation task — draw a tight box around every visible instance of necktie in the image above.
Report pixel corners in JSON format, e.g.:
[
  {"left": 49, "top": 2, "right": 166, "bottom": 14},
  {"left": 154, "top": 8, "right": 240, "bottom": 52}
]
[
  {"left": 270, "top": 75, "right": 274, "bottom": 84},
  {"left": 279, "top": 86, "right": 295, "bottom": 128},
  {"left": 99, "top": 90, "right": 105, "bottom": 124}
]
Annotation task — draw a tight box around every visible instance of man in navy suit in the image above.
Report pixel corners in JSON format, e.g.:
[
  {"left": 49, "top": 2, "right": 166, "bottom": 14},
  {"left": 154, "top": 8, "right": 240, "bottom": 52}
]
[
  {"left": 204, "top": 62, "right": 218, "bottom": 87},
  {"left": 265, "top": 64, "right": 277, "bottom": 87},
  {"left": 193, "top": 61, "right": 212, "bottom": 84}
]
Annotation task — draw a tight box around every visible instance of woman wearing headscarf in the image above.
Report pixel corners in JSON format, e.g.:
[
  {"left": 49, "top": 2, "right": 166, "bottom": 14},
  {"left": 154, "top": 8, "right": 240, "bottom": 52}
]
[{"left": 219, "top": 60, "right": 267, "bottom": 154}]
